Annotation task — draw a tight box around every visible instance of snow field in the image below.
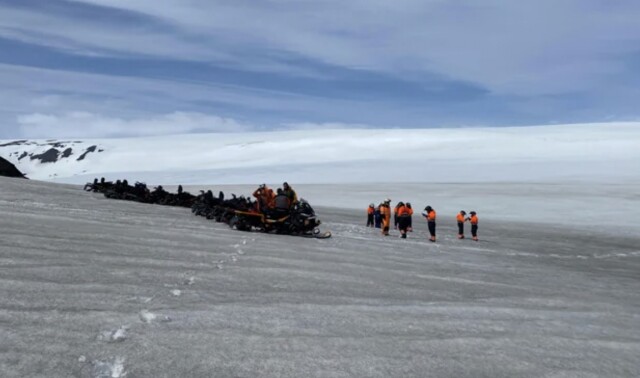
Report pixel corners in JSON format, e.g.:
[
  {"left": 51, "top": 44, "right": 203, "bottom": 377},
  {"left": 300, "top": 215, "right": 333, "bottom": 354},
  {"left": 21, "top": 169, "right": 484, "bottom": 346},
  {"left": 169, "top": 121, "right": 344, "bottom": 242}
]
[
  {"left": 2, "top": 122, "right": 639, "bottom": 184},
  {"left": 1, "top": 177, "right": 639, "bottom": 377}
]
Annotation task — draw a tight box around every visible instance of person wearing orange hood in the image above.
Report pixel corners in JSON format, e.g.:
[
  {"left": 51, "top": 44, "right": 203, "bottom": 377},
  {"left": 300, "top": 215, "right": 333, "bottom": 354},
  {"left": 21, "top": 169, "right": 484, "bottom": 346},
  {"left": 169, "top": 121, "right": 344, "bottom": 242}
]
[
  {"left": 379, "top": 199, "right": 392, "bottom": 236},
  {"left": 468, "top": 211, "right": 479, "bottom": 241},
  {"left": 456, "top": 210, "right": 467, "bottom": 239},
  {"left": 422, "top": 205, "right": 437, "bottom": 242}
]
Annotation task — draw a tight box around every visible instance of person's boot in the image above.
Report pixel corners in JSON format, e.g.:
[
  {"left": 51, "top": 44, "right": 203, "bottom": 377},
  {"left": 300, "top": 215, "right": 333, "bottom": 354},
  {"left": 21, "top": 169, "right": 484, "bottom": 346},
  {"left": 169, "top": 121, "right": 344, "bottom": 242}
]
[
  {"left": 458, "top": 234, "right": 464, "bottom": 239},
  {"left": 401, "top": 233, "right": 406, "bottom": 239},
  {"left": 472, "top": 236, "right": 478, "bottom": 241}
]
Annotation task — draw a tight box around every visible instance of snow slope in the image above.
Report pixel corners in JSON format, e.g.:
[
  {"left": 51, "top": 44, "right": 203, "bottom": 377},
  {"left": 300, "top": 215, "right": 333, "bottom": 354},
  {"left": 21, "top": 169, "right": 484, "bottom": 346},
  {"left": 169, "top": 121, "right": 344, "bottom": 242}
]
[
  {"left": 1, "top": 177, "right": 639, "bottom": 377},
  {"left": 1, "top": 122, "right": 638, "bottom": 184}
]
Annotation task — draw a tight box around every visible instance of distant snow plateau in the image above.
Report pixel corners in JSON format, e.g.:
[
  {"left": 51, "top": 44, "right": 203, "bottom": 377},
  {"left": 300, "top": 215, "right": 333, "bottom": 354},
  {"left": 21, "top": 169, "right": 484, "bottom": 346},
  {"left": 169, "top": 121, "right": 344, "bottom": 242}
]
[{"left": 1, "top": 122, "right": 638, "bottom": 184}]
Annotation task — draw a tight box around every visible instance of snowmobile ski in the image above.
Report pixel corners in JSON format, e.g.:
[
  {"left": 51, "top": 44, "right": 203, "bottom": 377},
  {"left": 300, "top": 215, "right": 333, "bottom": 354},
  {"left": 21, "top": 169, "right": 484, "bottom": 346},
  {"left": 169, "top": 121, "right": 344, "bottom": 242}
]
[{"left": 310, "top": 230, "right": 332, "bottom": 239}]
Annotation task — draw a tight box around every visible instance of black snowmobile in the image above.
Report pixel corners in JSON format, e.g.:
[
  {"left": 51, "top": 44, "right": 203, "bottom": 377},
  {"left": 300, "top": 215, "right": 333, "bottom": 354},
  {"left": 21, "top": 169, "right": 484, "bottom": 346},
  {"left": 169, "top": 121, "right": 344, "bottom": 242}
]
[{"left": 229, "top": 199, "right": 331, "bottom": 238}]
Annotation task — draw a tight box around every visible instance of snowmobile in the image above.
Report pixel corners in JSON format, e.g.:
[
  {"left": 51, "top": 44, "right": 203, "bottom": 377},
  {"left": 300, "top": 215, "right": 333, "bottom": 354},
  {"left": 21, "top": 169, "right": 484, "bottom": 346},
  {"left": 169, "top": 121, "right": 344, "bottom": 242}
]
[{"left": 228, "top": 199, "right": 331, "bottom": 238}]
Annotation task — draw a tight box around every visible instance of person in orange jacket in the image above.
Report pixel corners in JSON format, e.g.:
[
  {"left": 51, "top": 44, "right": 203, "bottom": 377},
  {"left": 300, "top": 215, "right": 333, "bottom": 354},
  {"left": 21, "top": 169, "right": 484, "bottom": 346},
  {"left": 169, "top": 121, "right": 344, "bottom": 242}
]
[
  {"left": 397, "top": 202, "right": 412, "bottom": 239},
  {"left": 406, "top": 202, "right": 414, "bottom": 232},
  {"left": 380, "top": 199, "right": 392, "bottom": 236},
  {"left": 366, "top": 203, "right": 375, "bottom": 227},
  {"left": 252, "top": 184, "right": 275, "bottom": 212},
  {"left": 467, "top": 211, "right": 479, "bottom": 241},
  {"left": 456, "top": 210, "right": 467, "bottom": 239},
  {"left": 422, "top": 205, "right": 436, "bottom": 242}
]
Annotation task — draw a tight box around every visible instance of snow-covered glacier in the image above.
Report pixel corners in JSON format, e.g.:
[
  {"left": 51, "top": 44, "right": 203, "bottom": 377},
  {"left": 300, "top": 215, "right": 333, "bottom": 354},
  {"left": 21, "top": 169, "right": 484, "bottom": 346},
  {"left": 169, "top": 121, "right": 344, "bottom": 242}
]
[{"left": 2, "top": 122, "right": 639, "bottom": 184}]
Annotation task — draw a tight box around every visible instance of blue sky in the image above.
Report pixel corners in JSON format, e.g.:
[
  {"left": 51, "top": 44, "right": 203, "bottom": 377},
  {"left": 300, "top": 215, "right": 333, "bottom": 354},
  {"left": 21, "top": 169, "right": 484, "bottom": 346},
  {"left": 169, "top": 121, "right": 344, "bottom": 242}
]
[{"left": 0, "top": 0, "right": 639, "bottom": 138}]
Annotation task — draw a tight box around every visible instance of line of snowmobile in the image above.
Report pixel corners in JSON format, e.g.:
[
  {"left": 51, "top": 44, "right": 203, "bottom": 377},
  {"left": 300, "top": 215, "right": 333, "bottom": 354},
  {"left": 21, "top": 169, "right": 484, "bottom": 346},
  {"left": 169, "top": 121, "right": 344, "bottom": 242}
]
[{"left": 83, "top": 178, "right": 331, "bottom": 239}]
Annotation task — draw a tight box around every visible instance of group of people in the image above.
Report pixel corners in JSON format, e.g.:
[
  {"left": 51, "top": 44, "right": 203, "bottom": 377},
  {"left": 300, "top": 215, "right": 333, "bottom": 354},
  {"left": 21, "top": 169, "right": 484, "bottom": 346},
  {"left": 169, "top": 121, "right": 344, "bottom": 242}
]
[
  {"left": 252, "top": 182, "right": 298, "bottom": 216},
  {"left": 367, "top": 202, "right": 479, "bottom": 242},
  {"left": 367, "top": 200, "right": 414, "bottom": 238}
]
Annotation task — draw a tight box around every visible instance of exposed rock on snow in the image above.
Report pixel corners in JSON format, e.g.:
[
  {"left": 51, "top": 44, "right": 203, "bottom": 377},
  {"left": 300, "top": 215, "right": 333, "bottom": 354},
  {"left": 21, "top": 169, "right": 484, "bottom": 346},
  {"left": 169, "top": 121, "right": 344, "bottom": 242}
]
[
  {"left": 0, "top": 156, "right": 26, "bottom": 178},
  {"left": 97, "top": 326, "right": 129, "bottom": 343},
  {"left": 91, "top": 356, "right": 127, "bottom": 378},
  {"left": 139, "top": 310, "right": 171, "bottom": 324}
]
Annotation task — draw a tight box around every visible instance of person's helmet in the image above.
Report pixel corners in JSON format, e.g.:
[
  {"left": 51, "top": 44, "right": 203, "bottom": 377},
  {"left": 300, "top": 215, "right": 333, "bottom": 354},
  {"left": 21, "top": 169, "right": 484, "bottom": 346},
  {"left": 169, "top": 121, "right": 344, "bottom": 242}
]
[
  {"left": 406, "top": 202, "right": 411, "bottom": 208},
  {"left": 259, "top": 184, "right": 266, "bottom": 189},
  {"left": 369, "top": 203, "right": 374, "bottom": 207},
  {"left": 470, "top": 211, "right": 476, "bottom": 215},
  {"left": 397, "top": 201, "right": 404, "bottom": 206},
  {"left": 384, "top": 198, "right": 391, "bottom": 203},
  {"left": 425, "top": 205, "right": 432, "bottom": 211},
  {"left": 460, "top": 210, "right": 466, "bottom": 215},
  {"left": 283, "top": 182, "right": 289, "bottom": 188}
]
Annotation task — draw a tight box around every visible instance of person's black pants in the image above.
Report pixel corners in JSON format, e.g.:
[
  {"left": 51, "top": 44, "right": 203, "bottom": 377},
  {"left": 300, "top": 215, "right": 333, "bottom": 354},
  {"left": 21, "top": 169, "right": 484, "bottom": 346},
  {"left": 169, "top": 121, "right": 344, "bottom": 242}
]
[
  {"left": 471, "top": 225, "right": 478, "bottom": 237},
  {"left": 458, "top": 222, "right": 464, "bottom": 235},
  {"left": 367, "top": 214, "right": 374, "bottom": 227},
  {"left": 428, "top": 221, "right": 436, "bottom": 237},
  {"left": 398, "top": 216, "right": 410, "bottom": 233}
]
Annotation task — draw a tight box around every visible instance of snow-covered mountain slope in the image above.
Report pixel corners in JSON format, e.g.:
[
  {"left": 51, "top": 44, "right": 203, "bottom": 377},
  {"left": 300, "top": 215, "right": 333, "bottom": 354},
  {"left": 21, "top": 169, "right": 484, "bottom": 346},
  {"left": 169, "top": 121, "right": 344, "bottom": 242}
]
[
  {"left": 0, "top": 139, "right": 105, "bottom": 179},
  {"left": 1, "top": 122, "right": 639, "bottom": 184}
]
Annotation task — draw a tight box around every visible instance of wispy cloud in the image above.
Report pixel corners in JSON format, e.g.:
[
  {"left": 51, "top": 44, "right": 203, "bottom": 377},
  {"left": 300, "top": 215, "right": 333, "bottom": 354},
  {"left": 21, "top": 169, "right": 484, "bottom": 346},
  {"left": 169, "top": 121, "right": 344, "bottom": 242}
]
[
  {"left": 0, "top": 0, "right": 639, "bottom": 138},
  {"left": 17, "top": 111, "right": 251, "bottom": 138},
  {"left": 42, "top": 0, "right": 640, "bottom": 93}
]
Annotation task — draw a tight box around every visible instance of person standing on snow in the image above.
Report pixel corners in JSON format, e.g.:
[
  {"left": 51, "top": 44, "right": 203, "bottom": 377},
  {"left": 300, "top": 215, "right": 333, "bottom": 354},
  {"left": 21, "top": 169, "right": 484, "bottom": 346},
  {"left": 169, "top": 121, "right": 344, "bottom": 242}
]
[
  {"left": 456, "top": 210, "right": 467, "bottom": 239},
  {"left": 380, "top": 199, "right": 392, "bottom": 236},
  {"left": 374, "top": 204, "right": 382, "bottom": 228},
  {"left": 406, "top": 202, "right": 414, "bottom": 232},
  {"left": 367, "top": 203, "right": 375, "bottom": 227},
  {"left": 422, "top": 205, "right": 437, "bottom": 242},
  {"left": 397, "top": 202, "right": 412, "bottom": 239},
  {"left": 468, "top": 211, "right": 479, "bottom": 241}
]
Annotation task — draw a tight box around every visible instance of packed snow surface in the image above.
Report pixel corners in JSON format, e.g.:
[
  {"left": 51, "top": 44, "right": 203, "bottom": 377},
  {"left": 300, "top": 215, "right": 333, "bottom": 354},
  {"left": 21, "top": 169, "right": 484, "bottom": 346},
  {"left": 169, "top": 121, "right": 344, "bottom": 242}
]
[
  {"left": 1, "top": 122, "right": 639, "bottom": 184},
  {"left": 1, "top": 123, "right": 639, "bottom": 376},
  {"left": 1, "top": 177, "right": 639, "bottom": 377}
]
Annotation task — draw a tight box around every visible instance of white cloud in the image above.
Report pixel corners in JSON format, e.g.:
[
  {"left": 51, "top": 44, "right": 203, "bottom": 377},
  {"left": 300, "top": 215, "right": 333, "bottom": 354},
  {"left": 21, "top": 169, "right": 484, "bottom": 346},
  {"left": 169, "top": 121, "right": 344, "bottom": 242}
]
[
  {"left": 50, "top": 0, "right": 640, "bottom": 95},
  {"left": 0, "top": 64, "right": 398, "bottom": 138},
  {"left": 17, "top": 111, "right": 251, "bottom": 138},
  {"left": 280, "top": 122, "right": 375, "bottom": 131},
  {"left": 2, "top": 1, "right": 639, "bottom": 138}
]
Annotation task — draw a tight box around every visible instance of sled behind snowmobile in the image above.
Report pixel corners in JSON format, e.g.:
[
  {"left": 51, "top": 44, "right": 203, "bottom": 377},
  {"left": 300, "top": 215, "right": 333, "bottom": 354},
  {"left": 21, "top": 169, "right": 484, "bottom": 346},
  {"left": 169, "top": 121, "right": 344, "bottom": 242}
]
[{"left": 229, "top": 199, "right": 331, "bottom": 238}]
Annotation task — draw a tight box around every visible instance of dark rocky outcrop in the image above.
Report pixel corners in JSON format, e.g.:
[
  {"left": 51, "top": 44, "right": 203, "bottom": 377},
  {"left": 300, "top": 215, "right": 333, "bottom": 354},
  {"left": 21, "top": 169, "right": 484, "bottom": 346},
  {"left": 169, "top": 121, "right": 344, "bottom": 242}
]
[
  {"left": 0, "top": 140, "right": 28, "bottom": 147},
  {"left": 77, "top": 145, "right": 97, "bottom": 161},
  {"left": 0, "top": 156, "right": 27, "bottom": 178},
  {"left": 30, "top": 148, "right": 60, "bottom": 163}
]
